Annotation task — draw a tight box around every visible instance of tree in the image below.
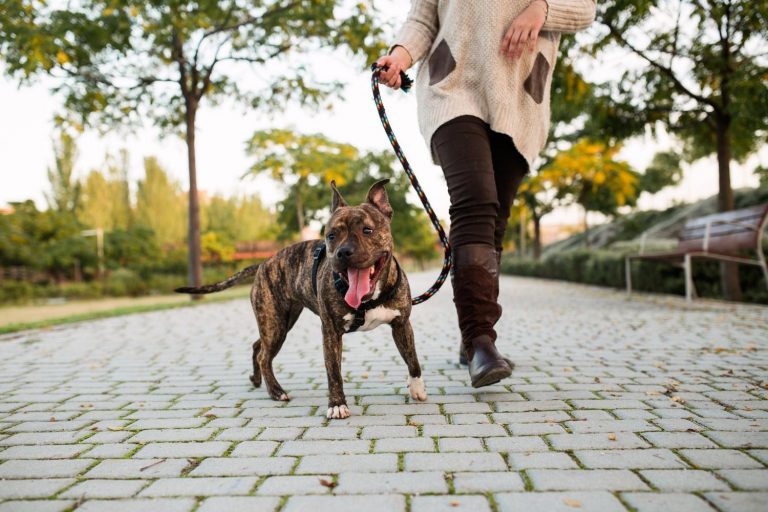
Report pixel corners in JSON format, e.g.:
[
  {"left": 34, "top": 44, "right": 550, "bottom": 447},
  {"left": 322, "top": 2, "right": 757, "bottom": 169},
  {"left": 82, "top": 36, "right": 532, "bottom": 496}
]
[
  {"left": 78, "top": 152, "right": 133, "bottom": 231},
  {"left": 543, "top": 139, "right": 639, "bottom": 246},
  {"left": 135, "top": 157, "right": 187, "bottom": 248},
  {"left": 590, "top": 0, "right": 768, "bottom": 299},
  {"left": 45, "top": 132, "right": 81, "bottom": 213},
  {"left": 248, "top": 129, "right": 437, "bottom": 262},
  {"left": 0, "top": 0, "right": 386, "bottom": 291}
]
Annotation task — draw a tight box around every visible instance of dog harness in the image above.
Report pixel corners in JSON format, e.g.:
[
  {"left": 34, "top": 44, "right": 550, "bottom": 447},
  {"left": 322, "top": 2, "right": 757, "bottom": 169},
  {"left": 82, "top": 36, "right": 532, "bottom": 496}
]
[{"left": 312, "top": 244, "right": 402, "bottom": 333}]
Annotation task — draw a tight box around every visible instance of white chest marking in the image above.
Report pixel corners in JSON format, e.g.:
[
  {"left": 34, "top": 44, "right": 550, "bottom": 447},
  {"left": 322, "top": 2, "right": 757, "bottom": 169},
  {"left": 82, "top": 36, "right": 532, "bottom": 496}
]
[{"left": 343, "top": 306, "right": 401, "bottom": 332}]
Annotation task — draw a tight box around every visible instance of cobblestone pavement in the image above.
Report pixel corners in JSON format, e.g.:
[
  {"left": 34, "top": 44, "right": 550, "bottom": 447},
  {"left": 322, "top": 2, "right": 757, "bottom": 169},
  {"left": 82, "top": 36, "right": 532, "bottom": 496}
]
[{"left": 1, "top": 273, "right": 767, "bottom": 512}]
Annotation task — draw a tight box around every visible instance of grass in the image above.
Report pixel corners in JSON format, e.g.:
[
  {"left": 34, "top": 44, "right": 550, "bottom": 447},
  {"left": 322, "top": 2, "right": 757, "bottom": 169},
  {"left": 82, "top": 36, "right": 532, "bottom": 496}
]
[{"left": 0, "top": 286, "right": 251, "bottom": 336}]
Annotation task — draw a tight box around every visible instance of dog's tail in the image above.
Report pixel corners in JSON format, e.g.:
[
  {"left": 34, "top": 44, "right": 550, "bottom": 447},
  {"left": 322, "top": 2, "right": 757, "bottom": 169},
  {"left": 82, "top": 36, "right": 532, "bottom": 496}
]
[{"left": 174, "top": 264, "right": 260, "bottom": 294}]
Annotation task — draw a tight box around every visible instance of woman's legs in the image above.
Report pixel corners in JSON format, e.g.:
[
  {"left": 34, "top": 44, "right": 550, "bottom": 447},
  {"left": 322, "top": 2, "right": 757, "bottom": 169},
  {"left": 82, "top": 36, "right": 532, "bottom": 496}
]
[
  {"left": 432, "top": 116, "right": 512, "bottom": 387},
  {"left": 490, "top": 130, "right": 529, "bottom": 255}
]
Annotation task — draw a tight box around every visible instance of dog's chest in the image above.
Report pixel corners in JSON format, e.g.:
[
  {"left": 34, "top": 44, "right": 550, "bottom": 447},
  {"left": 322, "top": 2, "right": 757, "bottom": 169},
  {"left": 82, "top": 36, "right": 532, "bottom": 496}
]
[{"left": 343, "top": 306, "right": 401, "bottom": 332}]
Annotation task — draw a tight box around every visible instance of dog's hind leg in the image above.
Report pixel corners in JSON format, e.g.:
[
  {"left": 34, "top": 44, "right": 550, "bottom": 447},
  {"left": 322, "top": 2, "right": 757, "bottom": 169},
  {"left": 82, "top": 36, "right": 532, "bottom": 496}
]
[
  {"left": 256, "top": 305, "right": 302, "bottom": 402},
  {"left": 391, "top": 319, "right": 427, "bottom": 401},
  {"left": 249, "top": 339, "right": 262, "bottom": 388}
]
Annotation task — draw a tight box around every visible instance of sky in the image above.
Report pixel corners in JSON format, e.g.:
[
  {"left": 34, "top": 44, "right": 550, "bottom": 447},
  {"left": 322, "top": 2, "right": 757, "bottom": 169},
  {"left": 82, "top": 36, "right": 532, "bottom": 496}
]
[{"left": 1, "top": 1, "right": 765, "bottom": 228}]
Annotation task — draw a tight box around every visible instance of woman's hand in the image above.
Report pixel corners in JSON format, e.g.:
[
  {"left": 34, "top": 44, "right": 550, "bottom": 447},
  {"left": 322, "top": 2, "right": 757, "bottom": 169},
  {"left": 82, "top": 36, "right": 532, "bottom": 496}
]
[
  {"left": 376, "top": 46, "right": 413, "bottom": 90},
  {"left": 500, "top": 0, "right": 547, "bottom": 60}
]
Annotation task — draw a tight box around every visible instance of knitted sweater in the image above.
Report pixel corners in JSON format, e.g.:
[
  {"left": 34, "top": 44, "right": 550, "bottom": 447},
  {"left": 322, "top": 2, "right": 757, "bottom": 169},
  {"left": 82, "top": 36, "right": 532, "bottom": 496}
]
[{"left": 393, "top": 0, "right": 596, "bottom": 169}]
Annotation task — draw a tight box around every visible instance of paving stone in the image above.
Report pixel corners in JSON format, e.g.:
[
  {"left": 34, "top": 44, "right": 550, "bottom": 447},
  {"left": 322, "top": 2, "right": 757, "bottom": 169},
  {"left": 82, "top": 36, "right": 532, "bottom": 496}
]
[
  {"left": 336, "top": 471, "right": 447, "bottom": 494},
  {"left": 642, "top": 431, "right": 717, "bottom": 448},
  {"left": 197, "top": 497, "right": 281, "bottom": 512},
  {"left": 639, "top": 469, "right": 731, "bottom": 491},
  {"left": 76, "top": 498, "right": 197, "bottom": 512},
  {"left": 452, "top": 471, "right": 525, "bottom": 492},
  {"left": 361, "top": 426, "right": 416, "bottom": 439},
  {"left": 528, "top": 469, "right": 649, "bottom": 491},
  {"left": 0, "top": 459, "right": 94, "bottom": 478},
  {"left": 0, "top": 501, "right": 74, "bottom": 512},
  {"left": 507, "top": 452, "right": 579, "bottom": 469},
  {"left": 438, "top": 437, "right": 484, "bottom": 452},
  {"left": 716, "top": 470, "right": 768, "bottom": 490},
  {"left": 374, "top": 437, "right": 435, "bottom": 452},
  {"left": 140, "top": 477, "right": 258, "bottom": 497},
  {"left": 133, "top": 441, "right": 231, "bottom": 458},
  {"left": 484, "top": 436, "right": 549, "bottom": 452},
  {"left": 411, "top": 495, "right": 491, "bottom": 512},
  {"left": 60, "top": 479, "right": 148, "bottom": 498},
  {"left": 548, "top": 432, "right": 650, "bottom": 450},
  {"left": 704, "top": 492, "right": 768, "bottom": 512},
  {"left": 495, "top": 491, "right": 627, "bottom": 512},
  {"left": 0, "top": 478, "right": 75, "bottom": 499},
  {"left": 283, "top": 494, "right": 405, "bottom": 512},
  {"left": 574, "top": 448, "right": 688, "bottom": 469},
  {"left": 566, "top": 419, "right": 657, "bottom": 433},
  {"left": 128, "top": 428, "right": 216, "bottom": 443},
  {"left": 422, "top": 424, "right": 507, "bottom": 437},
  {"left": 405, "top": 452, "right": 506, "bottom": 472},
  {"left": 621, "top": 492, "right": 717, "bottom": 512},
  {"left": 85, "top": 459, "right": 190, "bottom": 479},
  {"left": 296, "top": 454, "right": 397, "bottom": 474},
  {"left": 0, "top": 432, "right": 86, "bottom": 445},
  {"left": 216, "top": 427, "right": 262, "bottom": 441},
  {"left": 0, "top": 443, "right": 87, "bottom": 459},
  {"left": 278, "top": 440, "right": 369, "bottom": 455},
  {"left": 705, "top": 431, "right": 768, "bottom": 449},
  {"left": 303, "top": 427, "right": 358, "bottom": 439},
  {"left": 679, "top": 449, "right": 764, "bottom": 469},
  {"left": 255, "top": 475, "right": 333, "bottom": 495}
]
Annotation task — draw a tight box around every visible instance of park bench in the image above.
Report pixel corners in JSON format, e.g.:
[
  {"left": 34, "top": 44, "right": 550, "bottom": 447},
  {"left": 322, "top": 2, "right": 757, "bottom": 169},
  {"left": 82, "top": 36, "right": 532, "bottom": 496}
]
[{"left": 625, "top": 203, "right": 768, "bottom": 301}]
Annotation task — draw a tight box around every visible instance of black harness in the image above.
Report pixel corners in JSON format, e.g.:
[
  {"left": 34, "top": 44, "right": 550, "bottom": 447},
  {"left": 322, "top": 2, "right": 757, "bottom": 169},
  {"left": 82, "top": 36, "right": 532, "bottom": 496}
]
[{"left": 312, "top": 244, "right": 402, "bottom": 333}]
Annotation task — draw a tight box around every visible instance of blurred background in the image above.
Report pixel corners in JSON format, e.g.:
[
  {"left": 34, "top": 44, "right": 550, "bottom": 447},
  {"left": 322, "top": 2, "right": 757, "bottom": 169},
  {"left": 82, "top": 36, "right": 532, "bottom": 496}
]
[{"left": 0, "top": 0, "right": 766, "bottom": 330}]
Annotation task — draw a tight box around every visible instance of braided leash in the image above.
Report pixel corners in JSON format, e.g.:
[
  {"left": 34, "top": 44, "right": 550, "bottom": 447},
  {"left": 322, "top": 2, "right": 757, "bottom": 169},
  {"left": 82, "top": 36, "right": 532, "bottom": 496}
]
[{"left": 370, "top": 64, "right": 451, "bottom": 305}]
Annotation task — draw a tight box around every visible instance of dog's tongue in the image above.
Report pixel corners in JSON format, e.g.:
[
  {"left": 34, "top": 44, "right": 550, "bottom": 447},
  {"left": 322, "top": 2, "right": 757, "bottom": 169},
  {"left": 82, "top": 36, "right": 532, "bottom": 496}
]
[{"left": 345, "top": 266, "right": 373, "bottom": 309}]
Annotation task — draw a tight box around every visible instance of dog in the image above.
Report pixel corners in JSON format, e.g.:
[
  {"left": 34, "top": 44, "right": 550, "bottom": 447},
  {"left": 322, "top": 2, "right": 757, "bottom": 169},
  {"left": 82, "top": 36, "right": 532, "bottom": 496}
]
[{"left": 176, "top": 179, "right": 427, "bottom": 419}]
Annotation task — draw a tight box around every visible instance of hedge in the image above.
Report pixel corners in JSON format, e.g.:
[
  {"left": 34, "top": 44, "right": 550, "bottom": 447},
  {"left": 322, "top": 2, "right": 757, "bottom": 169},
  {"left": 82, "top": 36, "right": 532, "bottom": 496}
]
[{"left": 501, "top": 249, "right": 768, "bottom": 304}]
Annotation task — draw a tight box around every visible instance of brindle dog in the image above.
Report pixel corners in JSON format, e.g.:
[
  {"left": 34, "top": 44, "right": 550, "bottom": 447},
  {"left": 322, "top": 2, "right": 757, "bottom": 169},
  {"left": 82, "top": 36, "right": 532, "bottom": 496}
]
[{"left": 176, "top": 180, "right": 426, "bottom": 419}]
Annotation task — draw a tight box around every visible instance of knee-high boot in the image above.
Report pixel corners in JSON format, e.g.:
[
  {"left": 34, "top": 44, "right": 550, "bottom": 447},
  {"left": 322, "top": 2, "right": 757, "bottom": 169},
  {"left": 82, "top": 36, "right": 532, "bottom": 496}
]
[{"left": 451, "top": 243, "right": 512, "bottom": 387}]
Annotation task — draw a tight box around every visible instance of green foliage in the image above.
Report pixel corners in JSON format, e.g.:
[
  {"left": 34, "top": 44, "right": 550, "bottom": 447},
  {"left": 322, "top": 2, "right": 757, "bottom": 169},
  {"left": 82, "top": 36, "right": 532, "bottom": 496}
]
[
  {"left": 45, "top": 132, "right": 81, "bottom": 213},
  {"left": 589, "top": 1, "right": 768, "bottom": 164},
  {"left": 105, "top": 226, "right": 161, "bottom": 271},
  {"left": 78, "top": 151, "right": 132, "bottom": 231},
  {"left": 135, "top": 157, "right": 187, "bottom": 247},
  {"left": 755, "top": 166, "right": 768, "bottom": 188},
  {"left": 501, "top": 249, "right": 768, "bottom": 304},
  {"left": 638, "top": 151, "right": 683, "bottom": 195},
  {"left": 247, "top": 129, "right": 437, "bottom": 261}
]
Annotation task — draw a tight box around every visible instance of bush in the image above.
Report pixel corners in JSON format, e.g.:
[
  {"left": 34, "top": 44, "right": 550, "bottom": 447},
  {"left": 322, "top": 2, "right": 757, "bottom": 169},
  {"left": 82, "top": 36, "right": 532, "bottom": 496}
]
[{"left": 501, "top": 249, "right": 768, "bottom": 304}]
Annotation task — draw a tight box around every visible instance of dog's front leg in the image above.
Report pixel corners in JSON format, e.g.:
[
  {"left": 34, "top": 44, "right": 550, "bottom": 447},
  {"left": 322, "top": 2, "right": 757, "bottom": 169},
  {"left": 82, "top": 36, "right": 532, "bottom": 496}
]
[
  {"left": 322, "top": 326, "right": 350, "bottom": 419},
  {"left": 391, "top": 319, "right": 427, "bottom": 401}
]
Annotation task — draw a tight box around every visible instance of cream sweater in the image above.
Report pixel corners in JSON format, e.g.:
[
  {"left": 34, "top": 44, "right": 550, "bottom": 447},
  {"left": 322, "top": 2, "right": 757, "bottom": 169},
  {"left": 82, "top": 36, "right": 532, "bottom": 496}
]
[{"left": 393, "top": 0, "right": 596, "bottom": 169}]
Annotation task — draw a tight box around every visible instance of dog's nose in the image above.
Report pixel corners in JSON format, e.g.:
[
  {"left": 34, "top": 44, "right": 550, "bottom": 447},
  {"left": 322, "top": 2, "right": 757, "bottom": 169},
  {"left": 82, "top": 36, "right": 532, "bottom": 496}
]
[{"left": 336, "top": 245, "right": 354, "bottom": 261}]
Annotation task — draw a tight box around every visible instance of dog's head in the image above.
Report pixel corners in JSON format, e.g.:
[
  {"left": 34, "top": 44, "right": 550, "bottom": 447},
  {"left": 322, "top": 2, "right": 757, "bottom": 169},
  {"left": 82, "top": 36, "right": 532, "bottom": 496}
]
[{"left": 325, "top": 179, "right": 394, "bottom": 309}]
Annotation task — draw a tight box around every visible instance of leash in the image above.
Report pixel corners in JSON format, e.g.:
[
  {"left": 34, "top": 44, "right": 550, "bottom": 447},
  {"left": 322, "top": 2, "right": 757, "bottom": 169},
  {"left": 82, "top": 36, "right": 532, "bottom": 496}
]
[{"left": 370, "top": 64, "right": 451, "bottom": 305}]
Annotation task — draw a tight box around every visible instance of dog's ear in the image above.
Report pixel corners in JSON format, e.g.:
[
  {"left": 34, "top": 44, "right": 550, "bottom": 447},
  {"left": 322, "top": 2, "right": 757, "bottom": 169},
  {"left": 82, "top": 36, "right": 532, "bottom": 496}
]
[
  {"left": 330, "top": 180, "right": 348, "bottom": 212},
  {"left": 366, "top": 179, "right": 393, "bottom": 219}
]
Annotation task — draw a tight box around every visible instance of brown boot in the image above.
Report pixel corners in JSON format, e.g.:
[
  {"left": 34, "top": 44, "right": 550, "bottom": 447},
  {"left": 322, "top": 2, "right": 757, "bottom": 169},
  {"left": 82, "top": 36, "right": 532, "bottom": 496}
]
[
  {"left": 458, "top": 249, "right": 513, "bottom": 369},
  {"left": 452, "top": 244, "right": 512, "bottom": 387}
]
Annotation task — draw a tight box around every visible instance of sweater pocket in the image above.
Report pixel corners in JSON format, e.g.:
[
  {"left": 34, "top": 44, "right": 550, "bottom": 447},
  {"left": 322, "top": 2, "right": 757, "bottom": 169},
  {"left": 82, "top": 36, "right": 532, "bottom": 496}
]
[
  {"left": 428, "top": 39, "right": 456, "bottom": 86},
  {"left": 523, "top": 52, "right": 550, "bottom": 104}
]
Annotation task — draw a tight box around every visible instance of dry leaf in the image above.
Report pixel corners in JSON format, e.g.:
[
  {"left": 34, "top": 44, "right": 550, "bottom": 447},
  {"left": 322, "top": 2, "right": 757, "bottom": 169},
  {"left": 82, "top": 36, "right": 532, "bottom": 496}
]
[
  {"left": 670, "top": 396, "right": 686, "bottom": 404},
  {"left": 107, "top": 426, "right": 124, "bottom": 432},
  {"left": 318, "top": 478, "right": 337, "bottom": 489},
  {"left": 563, "top": 498, "right": 582, "bottom": 508},
  {"left": 361, "top": 373, "right": 368, "bottom": 379},
  {"left": 594, "top": 377, "right": 601, "bottom": 384},
  {"left": 450, "top": 501, "right": 461, "bottom": 507},
  {"left": 204, "top": 412, "right": 217, "bottom": 418},
  {"left": 607, "top": 433, "right": 617, "bottom": 441},
  {"left": 50, "top": 417, "right": 56, "bottom": 422}
]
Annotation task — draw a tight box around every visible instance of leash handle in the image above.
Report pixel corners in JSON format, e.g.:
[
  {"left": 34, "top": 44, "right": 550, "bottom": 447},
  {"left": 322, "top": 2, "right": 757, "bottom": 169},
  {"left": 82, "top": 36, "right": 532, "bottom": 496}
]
[{"left": 370, "top": 64, "right": 452, "bottom": 305}]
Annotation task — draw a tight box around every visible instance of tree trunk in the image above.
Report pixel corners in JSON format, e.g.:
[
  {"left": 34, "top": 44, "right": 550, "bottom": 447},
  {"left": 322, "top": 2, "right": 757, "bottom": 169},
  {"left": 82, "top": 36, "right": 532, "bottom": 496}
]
[
  {"left": 533, "top": 214, "right": 542, "bottom": 260},
  {"left": 715, "top": 117, "right": 742, "bottom": 301},
  {"left": 518, "top": 208, "right": 526, "bottom": 258},
  {"left": 295, "top": 189, "right": 305, "bottom": 238},
  {"left": 583, "top": 207, "right": 590, "bottom": 248},
  {"left": 185, "top": 101, "right": 203, "bottom": 299}
]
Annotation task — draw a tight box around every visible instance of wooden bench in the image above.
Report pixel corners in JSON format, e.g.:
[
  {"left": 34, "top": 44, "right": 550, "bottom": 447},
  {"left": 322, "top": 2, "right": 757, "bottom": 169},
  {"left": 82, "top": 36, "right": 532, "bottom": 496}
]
[{"left": 625, "top": 203, "right": 768, "bottom": 301}]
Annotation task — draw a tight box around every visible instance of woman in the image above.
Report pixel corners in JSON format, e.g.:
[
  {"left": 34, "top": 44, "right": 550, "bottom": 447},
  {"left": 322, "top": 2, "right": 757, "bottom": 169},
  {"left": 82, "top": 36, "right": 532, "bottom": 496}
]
[{"left": 377, "top": 0, "right": 596, "bottom": 387}]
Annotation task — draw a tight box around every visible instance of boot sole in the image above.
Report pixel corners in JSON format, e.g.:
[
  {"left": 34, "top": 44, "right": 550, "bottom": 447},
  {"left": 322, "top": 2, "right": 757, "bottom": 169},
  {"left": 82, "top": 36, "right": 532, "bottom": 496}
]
[{"left": 471, "top": 363, "right": 512, "bottom": 388}]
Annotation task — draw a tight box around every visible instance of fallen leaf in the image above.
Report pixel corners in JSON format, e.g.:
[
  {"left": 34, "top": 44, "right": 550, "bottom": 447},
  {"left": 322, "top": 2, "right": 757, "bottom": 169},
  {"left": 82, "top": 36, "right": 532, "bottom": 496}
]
[
  {"left": 319, "top": 478, "right": 337, "bottom": 489},
  {"left": 204, "top": 413, "right": 217, "bottom": 418},
  {"left": 50, "top": 417, "right": 56, "bottom": 422},
  {"left": 671, "top": 396, "right": 686, "bottom": 404},
  {"left": 594, "top": 377, "right": 601, "bottom": 384},
  {"left": 563, "top": 497, "right": 582, "bottom": 508},
  {"left": 607, "top": 433, "right": 617, "bottom": 441},
  {"left": 450, "top": 501, "right": 461, "bottom": 507},
  {"left": 107, "top": 426, "right": 124, "bottom": 432},
  {"left": 361, "top": 373, "right": 368, "bottom": 379}
]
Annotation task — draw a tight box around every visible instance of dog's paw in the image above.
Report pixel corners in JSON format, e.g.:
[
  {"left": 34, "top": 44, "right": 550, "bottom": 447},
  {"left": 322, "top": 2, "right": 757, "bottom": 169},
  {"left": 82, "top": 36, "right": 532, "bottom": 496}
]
[
  {"left": 407, "top": 376, "right": 427, "bottom": 401},
  {"left": 278, "top": 393, "right": 289, "bottom": 401},
  {"left": 326, "top": 404, "right": 351, "bottom": 419}
]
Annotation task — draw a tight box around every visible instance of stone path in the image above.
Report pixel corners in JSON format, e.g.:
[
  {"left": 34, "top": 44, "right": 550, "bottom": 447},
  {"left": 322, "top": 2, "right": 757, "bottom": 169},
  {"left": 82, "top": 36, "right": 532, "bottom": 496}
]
[{"left": 0, "top": 273, "right": 766, "bottom": 512}]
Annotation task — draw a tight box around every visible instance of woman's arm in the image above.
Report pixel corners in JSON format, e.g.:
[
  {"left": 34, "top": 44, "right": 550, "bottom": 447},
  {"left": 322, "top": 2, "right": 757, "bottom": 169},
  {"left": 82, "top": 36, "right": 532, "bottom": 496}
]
[
  {"left": 392, "top": 0, "right": 439, "bottom": 66},
  {"left": 541, "top": 0, "right": 596, "bottom": 33}
]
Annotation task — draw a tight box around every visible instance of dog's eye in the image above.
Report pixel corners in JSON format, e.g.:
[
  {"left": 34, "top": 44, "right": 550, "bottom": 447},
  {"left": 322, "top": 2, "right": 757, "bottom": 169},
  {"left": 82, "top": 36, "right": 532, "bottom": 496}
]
[
  {"left": 327, "top": 233, "right": 336, "bottom": 241},
  {"left": 362, "top": 227, "right": 373, "bottom": 235}
]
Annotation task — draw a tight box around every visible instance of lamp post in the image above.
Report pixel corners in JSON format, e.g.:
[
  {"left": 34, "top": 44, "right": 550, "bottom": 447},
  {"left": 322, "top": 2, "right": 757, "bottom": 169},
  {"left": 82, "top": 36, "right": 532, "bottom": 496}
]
[{"left": 81, "top": 228, "right": 105, "bottom": 282}]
